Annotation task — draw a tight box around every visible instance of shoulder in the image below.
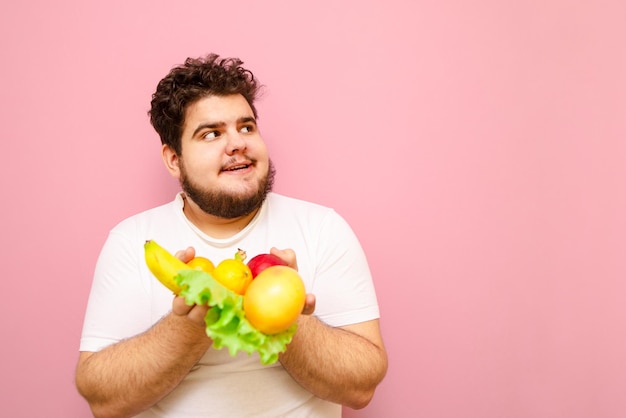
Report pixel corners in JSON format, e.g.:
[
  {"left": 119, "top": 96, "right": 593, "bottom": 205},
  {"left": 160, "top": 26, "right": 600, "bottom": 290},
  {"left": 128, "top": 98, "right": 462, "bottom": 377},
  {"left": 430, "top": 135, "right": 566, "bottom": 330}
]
[
  {"left": 265, "top": 193, "right": 335, "bottom": 216},
  {"left": 109, "top": 195, "right": 182, "bottom": 237},
  {"left": 263, "top": 193, "right": 354, "bottom": 236}
]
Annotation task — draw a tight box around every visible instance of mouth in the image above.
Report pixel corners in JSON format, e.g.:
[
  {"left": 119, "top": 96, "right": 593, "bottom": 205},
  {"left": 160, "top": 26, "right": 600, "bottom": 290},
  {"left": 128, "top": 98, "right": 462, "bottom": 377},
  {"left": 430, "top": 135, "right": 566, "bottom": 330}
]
[{"left": 221, "top": 160, "right": 253, "bottom": 173}]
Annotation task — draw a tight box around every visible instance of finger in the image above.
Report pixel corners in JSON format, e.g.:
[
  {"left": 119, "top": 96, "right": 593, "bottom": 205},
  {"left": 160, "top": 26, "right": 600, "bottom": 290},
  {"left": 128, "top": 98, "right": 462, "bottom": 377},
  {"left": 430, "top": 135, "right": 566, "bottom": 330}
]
[
  {"left": 270, "top": 247, "right": 298, "bottom": 270},
  {"left": 172, "top": 297, "right": 209, "bottom": 326},
  {"left": 187, "top": 305, "right": 210, "bottom": 326},
  {"left": 301, "top": 293, "right": 316, "bottom": 315},
  {"left": 175, "top": 246, "right": 196, "bottom": 263},
  {"left": 172, "top": 296, "right": 193, "bottom": 316}
]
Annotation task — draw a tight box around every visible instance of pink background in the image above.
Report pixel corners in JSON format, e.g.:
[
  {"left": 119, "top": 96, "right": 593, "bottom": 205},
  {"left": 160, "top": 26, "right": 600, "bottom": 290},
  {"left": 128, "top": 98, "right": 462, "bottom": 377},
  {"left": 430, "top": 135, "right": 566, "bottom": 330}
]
[{"left": 1, "top": 1, "right": 625, "bottom": 417}]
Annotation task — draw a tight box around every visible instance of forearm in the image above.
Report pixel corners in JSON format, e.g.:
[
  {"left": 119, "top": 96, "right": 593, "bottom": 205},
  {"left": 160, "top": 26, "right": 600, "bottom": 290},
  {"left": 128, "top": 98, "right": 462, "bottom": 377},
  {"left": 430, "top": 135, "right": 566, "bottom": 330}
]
[
  {"left": 279, "top": 316, "right": 387, "bottom": 409},
  {"left": 76, "top": 312, "right": 212, "bottom": 418}
]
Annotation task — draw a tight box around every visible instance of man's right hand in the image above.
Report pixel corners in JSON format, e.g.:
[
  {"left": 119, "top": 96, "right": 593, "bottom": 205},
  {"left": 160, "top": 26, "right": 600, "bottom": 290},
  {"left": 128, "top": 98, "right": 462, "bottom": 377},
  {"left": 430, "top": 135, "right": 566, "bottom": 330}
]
[{"left": 171, "top": 246, "right": 210, "bottom": 326}]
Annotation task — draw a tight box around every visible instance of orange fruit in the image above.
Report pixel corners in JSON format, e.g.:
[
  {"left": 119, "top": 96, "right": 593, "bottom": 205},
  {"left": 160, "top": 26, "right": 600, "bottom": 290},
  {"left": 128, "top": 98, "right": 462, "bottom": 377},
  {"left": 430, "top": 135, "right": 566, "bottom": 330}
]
[
  {"left": 212, "top": 258, "right": 253, "bottom": 295},
  {"left": 187, "top": 256, "right": 215, "bottom": 273},
  {"left": 243, "top": 266, "right": 306, "bottom": 335}
]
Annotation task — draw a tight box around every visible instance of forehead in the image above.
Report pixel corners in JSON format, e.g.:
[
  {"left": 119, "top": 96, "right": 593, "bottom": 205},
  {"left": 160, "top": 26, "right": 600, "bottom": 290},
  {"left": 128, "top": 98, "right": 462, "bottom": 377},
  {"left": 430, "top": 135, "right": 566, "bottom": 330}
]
[{"left": 184, "top": 94, "right": 254, "bottom": 126}]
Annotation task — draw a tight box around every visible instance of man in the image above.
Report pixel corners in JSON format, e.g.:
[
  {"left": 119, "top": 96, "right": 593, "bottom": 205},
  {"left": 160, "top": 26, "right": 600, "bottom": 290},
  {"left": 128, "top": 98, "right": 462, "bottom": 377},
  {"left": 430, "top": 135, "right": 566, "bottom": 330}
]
[{"left": 76, "top": 54, "right": 387, "bottom": 417}]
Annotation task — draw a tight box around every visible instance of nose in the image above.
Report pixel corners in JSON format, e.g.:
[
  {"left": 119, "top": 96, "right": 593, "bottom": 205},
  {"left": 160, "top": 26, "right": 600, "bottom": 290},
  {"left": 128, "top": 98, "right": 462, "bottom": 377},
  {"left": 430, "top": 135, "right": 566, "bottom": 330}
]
[{"left": 225, "top": 130, "right": 247, "bottom": 155}]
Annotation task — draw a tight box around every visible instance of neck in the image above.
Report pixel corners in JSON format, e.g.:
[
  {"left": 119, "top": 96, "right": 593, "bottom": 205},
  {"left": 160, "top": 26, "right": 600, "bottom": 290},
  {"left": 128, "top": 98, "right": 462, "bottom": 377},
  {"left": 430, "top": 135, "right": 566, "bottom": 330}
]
[{"left": 181, "top": 194, "right": 259, "bottom": 239}]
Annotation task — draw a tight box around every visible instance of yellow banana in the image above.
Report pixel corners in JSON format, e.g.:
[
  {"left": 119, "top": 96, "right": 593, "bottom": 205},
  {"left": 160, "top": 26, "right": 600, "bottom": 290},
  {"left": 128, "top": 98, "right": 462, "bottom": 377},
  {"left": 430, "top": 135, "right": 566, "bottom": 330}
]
[{"left": 144, "top": 240, "right": 191, "bottom": 295}]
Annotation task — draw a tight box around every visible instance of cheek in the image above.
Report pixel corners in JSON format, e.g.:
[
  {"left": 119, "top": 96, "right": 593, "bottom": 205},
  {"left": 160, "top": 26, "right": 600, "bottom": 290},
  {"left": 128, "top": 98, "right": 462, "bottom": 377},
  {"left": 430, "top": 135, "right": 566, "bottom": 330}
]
[
  {"left": 251, "top": 141, "right": 269, "bottom": 161},
  {"left": 186, "top": 147, "right": 222, "bottom": 169},
  {"left": 178, "top": 159, "right": 216, "bottom": 185}
]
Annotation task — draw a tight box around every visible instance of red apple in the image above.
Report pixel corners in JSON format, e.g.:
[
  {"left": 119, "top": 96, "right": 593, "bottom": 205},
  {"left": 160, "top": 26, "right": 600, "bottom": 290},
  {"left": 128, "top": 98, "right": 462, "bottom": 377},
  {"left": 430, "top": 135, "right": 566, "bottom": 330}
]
[{"left": 247, "top": 253, "right": 288, "bottom": 278}]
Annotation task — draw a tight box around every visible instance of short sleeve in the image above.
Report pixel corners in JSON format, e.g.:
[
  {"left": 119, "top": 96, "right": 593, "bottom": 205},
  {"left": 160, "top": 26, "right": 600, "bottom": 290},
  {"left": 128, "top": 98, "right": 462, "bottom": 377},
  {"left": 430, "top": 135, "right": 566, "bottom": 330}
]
[
  {"left": 310, "top": 211, "right": 380, "bottom": 327},
  {"left": 79, "top": 229, "right": 156, "bottom": 352}
]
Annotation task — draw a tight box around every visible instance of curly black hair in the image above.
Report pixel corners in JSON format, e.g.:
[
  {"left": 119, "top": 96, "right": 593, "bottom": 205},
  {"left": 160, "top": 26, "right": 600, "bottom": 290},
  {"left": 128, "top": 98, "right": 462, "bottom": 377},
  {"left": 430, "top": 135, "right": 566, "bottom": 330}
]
[{"left": 149, "top": 53, "right": 262, "bottom": 154}]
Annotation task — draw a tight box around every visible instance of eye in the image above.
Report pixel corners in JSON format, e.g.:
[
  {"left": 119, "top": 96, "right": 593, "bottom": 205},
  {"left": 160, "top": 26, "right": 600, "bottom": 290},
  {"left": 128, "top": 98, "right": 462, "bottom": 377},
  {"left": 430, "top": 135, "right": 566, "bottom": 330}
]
[
  {"left": 240, "top": 124, "right": 255, "bottom": 134},
  {"left": 202, "top": 130, "right": 220, "bottom": 140}
]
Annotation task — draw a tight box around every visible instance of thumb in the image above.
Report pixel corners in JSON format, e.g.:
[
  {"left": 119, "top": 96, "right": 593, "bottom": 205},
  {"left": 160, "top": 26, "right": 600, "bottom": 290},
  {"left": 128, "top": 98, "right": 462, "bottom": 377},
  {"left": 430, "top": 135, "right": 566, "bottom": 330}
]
[{"left": 270, "top": 247, "right": 298, "bottom": 270}]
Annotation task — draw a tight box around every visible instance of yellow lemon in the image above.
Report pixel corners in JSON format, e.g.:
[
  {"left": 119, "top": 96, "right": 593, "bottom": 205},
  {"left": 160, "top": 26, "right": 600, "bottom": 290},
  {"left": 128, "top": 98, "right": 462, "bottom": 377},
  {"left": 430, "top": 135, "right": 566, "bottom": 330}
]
[{"left": 212, "top": 258, "right": 253, "bottom": 295}]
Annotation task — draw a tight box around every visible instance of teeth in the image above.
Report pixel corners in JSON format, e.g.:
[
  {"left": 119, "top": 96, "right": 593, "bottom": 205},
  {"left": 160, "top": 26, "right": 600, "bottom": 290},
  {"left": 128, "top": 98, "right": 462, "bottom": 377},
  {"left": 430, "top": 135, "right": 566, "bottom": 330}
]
[{"left": 226, "top": 164, "right": 248, "bottom": 171}]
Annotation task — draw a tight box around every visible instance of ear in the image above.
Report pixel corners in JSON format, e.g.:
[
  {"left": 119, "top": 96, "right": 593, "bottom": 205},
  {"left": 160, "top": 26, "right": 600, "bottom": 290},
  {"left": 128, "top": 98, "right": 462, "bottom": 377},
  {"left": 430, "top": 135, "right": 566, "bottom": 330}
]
[{"left": 162, "top": 144, "right": 181, "bottom": 179}]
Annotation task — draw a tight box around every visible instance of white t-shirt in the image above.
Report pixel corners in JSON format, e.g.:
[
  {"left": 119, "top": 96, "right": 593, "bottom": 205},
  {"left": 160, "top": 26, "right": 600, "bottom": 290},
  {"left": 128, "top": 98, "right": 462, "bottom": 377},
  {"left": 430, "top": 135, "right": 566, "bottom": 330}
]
[{"left": 80, "top": 192, "right": 380, "bottom": 417}]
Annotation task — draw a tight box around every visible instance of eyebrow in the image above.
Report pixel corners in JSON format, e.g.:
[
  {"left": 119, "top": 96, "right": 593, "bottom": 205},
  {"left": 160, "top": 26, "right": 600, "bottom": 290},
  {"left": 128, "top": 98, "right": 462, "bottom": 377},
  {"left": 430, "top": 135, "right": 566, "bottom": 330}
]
[{"left": 192, "top": 116, "right": 257, "bottom": 137}]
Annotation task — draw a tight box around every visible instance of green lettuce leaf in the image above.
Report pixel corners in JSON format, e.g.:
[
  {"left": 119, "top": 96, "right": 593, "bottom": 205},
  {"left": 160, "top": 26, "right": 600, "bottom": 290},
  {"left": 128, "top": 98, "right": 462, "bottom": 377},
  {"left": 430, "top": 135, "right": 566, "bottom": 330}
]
[{"left": 175, "top": 269, "right": 296, "bottom": 365}]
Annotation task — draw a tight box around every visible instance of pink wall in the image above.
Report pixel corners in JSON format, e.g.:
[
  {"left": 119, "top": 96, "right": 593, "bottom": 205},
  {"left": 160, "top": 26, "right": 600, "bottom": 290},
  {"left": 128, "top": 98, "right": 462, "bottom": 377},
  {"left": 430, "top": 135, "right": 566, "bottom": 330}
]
[{"left": 1, "top": 1, "right": 625, "bottom": 417}]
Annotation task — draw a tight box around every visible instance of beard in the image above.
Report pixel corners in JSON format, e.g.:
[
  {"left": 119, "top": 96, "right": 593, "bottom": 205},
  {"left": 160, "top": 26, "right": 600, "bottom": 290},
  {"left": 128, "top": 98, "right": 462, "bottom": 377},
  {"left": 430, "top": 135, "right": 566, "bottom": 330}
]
[{"left": 180, "top": 158, "right": 276, "bottom": 219}]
